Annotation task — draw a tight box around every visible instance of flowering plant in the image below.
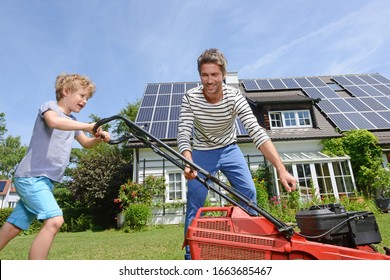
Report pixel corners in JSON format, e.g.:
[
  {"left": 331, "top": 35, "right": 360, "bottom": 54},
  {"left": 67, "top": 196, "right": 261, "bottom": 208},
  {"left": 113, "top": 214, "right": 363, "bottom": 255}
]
[{"left": 114, "top": 175, "right": 166, "bottom": 210}]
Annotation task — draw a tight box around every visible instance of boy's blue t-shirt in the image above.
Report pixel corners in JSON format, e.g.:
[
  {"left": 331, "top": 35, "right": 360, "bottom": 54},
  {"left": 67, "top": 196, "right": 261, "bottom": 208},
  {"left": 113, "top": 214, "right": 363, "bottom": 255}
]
[{"left": 14, "top": 101, "right": 82, "bottom": 182}]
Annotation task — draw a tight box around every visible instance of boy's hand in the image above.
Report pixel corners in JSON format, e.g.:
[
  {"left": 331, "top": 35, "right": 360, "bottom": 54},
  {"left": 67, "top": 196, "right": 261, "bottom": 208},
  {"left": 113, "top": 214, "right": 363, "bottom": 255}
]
[{"left": 95, "top": 130, "right": 111, "bottom": 143}]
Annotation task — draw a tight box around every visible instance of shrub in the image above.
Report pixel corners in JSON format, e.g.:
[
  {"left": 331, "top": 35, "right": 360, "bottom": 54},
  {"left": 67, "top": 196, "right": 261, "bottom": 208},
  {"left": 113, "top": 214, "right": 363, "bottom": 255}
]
[
  {"left": 0, "top": 208, "right": 13, "bottom": 226},
  {"left": 0, "top": 208, "right": 41, "bottom": 235},
  {"left": 116, "top": 175, "right": 166, "bottom": 209},
  {"left": 122, "top": 203, "right": 152, "bottom": 231}
]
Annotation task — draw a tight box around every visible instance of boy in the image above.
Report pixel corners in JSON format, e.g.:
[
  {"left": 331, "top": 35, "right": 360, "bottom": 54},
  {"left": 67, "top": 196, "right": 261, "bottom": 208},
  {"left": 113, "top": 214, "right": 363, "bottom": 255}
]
[{"left": 0, "top": 73, "right": 110, "bottom": 259}]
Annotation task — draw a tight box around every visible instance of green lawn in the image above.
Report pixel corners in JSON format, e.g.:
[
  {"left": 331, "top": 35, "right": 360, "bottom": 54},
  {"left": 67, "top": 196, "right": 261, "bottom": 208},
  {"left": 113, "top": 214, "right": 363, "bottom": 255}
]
[{"left": 1, "top": 214, "right": 389, "bottom": 260}]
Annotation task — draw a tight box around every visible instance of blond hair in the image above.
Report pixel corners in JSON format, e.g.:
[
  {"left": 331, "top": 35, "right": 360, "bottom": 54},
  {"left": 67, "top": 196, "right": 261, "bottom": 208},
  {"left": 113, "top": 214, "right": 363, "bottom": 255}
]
[
  {"left": 55, "top": 73, "right": 96, "bottom": 101},
  {"left": 197, "top": 48, "right": 227, "bottom": 75}
]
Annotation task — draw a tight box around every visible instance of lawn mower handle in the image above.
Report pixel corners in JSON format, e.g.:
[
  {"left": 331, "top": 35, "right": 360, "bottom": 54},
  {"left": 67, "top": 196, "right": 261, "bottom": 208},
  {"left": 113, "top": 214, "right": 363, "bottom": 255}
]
[{"left": 93, "top": 115, "right": 295, "bottom": 239}]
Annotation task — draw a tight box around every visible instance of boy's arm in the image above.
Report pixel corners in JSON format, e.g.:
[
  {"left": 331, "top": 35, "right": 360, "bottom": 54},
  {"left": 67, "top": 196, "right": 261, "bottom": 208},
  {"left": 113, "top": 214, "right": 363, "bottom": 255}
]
[
  {"left": 43, "top": 110, "right": 110, "bottom": 148},
  {"left": 43, "top": 110, "right": 94, "bottom": 133},
  {"left": 75, "top": 131, "right": 110, "bottom": 149}
]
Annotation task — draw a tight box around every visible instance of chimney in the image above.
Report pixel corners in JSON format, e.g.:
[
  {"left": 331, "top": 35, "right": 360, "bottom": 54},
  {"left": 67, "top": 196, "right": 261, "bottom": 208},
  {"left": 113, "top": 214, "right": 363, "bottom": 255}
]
[{"left": 225, "top": 71, "right": 239, "bottom": 85}]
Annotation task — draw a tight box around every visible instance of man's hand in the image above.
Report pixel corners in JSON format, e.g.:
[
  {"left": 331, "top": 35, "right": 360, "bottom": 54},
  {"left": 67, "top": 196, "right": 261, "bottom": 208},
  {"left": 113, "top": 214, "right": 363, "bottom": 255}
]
[
  {"left": 184, "top": 166, "right": 197, "bottom": 180},
  {"left": 279, "top": 170, "right": 297, "bottom": 193}
]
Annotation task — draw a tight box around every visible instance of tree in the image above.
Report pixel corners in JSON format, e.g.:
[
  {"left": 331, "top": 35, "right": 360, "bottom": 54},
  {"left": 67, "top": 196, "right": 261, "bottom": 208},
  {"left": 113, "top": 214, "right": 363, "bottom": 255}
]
[
  {"left": 0, "top": 112, "right": 7, "bottom": 143},
  {"left": 0, "top": 136, "right": 26, "bottom": 179},
  {"left": 321, "top": 129, "right": 384, "bottom": 196},
  {"left": 0, "top": 113, "right": 26, "bottom": 179},
  {"left": 67, "top": 144, "right": 132, "bottom": 228}
]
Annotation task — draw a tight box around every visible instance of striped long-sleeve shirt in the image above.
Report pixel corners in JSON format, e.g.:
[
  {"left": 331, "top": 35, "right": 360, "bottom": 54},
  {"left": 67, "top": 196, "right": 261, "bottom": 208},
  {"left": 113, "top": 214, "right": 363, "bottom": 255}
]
[{"left": 177, "top": 84, "right": 270, "bottom": 154}]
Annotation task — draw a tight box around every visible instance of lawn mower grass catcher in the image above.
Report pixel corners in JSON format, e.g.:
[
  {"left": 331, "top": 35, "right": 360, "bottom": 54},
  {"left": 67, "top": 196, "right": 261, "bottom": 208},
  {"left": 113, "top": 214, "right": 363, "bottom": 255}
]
[{"left": 94, "top": 115, "right": 390, "bottom": 260}]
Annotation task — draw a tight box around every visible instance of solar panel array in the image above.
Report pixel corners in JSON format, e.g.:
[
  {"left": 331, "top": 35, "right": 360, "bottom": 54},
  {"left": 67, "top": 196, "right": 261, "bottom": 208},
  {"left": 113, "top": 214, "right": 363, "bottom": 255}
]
[
  {"left": 136, "top": 82, "right": 200, "bottom": 139},
  {"left": 242, "top": 74, "right": 390, "bottom": 131},
  {"left": 136, "top": 74, "right": 390, "bottom": 139}
]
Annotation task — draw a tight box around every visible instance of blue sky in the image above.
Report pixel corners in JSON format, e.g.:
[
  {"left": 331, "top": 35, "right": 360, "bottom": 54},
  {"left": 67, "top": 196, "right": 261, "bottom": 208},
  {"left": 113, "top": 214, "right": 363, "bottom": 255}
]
[{"left": 1, "top": 0, "right": 390, "bottom": 145}]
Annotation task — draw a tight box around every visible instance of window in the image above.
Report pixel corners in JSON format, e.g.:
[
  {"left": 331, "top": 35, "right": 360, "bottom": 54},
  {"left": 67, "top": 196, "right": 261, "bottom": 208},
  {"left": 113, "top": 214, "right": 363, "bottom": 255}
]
[
  {"left": 167, "top": 173, "right": 184, "bottom": 202},
  {"left": 275, "top": 153, "right": 356, "bottom": 202},
  {"left": 327, "top": 83, "right": 343, "bottom": 91},
  {"left": 269, "top": 110, "right": 312, "bottom": 129},
  {"left": 296, "top": 163, "right": 312, "bottom": 200},
  {"left": 333, "top": 161, "right": 354, "bottom": 196},
  {"left": 315, "top": 163, "right": 334, "bottom": 197}
]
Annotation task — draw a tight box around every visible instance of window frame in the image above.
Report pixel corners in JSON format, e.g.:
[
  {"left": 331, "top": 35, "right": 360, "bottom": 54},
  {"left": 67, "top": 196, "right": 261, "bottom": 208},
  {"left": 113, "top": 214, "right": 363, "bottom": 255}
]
[{"left": 269, "top": 110, "right": 312, "bottom": 129}]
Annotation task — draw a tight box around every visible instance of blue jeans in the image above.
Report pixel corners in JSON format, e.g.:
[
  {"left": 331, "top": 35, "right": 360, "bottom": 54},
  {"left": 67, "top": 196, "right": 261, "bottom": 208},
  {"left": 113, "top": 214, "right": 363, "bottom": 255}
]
[{"left": 184, "top": 144, "right": 257, "bottom": 259}]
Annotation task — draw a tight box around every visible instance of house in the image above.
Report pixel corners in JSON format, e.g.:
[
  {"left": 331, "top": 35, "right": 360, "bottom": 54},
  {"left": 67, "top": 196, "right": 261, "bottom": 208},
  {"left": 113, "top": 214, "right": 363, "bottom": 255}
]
[
  {"left": 126, "top": 73, "right": 390, "bottom": 224},
  {"left": 0, "top": 180, "right": 19, "bottom": 209}
]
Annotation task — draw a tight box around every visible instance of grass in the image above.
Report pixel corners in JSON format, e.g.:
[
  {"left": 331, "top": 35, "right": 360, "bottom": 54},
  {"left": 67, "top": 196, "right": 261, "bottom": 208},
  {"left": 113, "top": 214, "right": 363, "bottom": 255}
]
[
  {"left": 0, "top": 225, "right": 185, "bottom": 260},
  {"left": 1, "top": 214, "right": 389, "bottom": 260}
]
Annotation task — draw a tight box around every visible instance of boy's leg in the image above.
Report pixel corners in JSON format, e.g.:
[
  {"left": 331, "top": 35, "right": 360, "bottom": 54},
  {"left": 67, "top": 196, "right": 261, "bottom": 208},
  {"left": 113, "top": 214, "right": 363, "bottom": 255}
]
[
  {"left": 14, "top": 177, "right": 64, "bottom": 259},
  {"left": 0, "top": 222, "right": 22, "bottom": 251},
  {"left": 29, "top": 215, "right": 64, "bottom": 260}
]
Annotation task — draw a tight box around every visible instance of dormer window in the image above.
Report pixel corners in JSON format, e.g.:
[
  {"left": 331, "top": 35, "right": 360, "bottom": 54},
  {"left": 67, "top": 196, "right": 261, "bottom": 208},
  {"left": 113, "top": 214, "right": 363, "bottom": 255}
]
[{"left": 269, "top": 110, "right": 312, "bottom": 129}]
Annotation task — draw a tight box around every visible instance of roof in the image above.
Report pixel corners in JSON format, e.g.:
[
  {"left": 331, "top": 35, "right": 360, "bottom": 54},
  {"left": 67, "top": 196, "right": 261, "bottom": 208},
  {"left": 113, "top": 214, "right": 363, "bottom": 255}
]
[{"left": 129, "top": 73, "right": 390, "bottom": 147}]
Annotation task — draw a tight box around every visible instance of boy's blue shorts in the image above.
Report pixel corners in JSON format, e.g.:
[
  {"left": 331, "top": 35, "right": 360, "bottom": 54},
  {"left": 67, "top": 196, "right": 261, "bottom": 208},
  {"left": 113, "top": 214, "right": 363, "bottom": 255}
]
[{"left": 6, "top": 177, "right": 63, "bottom": 230}]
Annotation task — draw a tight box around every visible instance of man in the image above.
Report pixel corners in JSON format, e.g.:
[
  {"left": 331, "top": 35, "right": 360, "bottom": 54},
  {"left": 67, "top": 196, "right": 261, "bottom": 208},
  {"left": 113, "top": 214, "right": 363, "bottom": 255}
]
[{"left": 177, "top": 48, "right": 297, "bottom": 260}]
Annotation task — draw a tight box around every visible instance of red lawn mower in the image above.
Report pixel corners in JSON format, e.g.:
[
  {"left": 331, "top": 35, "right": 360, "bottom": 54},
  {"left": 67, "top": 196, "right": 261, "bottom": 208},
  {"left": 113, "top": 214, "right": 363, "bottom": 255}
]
[{"left": 94, "top": 115, "right": 390, "bottom": 260}]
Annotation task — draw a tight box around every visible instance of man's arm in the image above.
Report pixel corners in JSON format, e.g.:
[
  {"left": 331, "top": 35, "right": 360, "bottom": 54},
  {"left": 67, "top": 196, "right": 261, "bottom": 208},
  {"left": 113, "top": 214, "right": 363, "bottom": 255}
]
[{"left": 258, "top": 140, "right": 297, "bottom": 193}]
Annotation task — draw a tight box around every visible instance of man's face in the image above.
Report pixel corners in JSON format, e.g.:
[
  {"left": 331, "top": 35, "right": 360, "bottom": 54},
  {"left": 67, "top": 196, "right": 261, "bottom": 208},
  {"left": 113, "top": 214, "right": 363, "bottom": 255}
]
[{"left": 200, "top": 63, "right": 225, "bottom": 97}]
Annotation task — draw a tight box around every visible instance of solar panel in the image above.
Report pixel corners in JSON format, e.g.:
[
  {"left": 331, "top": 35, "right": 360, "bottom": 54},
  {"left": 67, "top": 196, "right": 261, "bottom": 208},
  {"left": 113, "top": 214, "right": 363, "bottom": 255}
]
[
  {"left": 373, "top": 84, "right": 390, "bottom": 96},
  {"left": 268, "top": 79, "right": 287, "bottom": 89},
  {"left": 145, "top": 84, "right": 159, "bottom": 95},
  {"left": 186, "top": 83, "right": 199, "bottom": 91},
  {"left": 172, "top": 83, "right": 185, "bottom": 94},
  {"left": 331, "top": 76, "right": 354, "bottom": 86},
  {"left": 153, "top": 107, "right": 169, "bottom": 121},
  {"left": 137, "top": 107, "right": 154, "bottom": 122},
  {"left": 361, "top": 112, "right": 390, "bottom": 129},
  {"left": 378, "top": 111, "right": 390, "bottom": 122},
  {"left": 303, "top": 88, "right": 324, "bottom": 99},
  {"left": 256, "top": 79, "right": 273, "bottom": 90},
  {"left": 344, "top": 112, "right": 375, "bottom": 129},
  {"left": 307, "top": 77, "right": 327, "bottom": 87},
  {"left": 159, "top": 84, "right": 172, "bottom": 94},
  {"left": 141, "top": 95, "right": 156, "bottom": 107},
  {"left": 294, "top": 77, "right": 313, "bottom": 88},
  {"left": 344, "top": 86, "right": 369, "bottom": 97},
  {"left": 0, "top": 181, "right": 6, "bottom": 192},
  {"left": 330, "top": 99, "right": 356, "bottom": 112},
  {"left": 359, "top": 85, "right": 385, "bottom": 97},
  {"left": 375, "top": 96, "right": 390, "bottom": 109},
  {"left": 171, "top": 94, "right": 184, "bottom": 106},
  {"left": 156, "top": 95, "right": 170, "bottom": 106},
  {"left": 242, "top": 79, "right": 259, "bottom": 91},
  {"left": 317, "top": 87, "right": 340, "bottom": 98},
  {"left": 281, "top": 78, "right": 300, "bottom": 89},
  {"left": 327, "top": 113, "right": 356, "bottom": 131},
  {"left": 235, "top": 119, "right": 248, "bottom": 135},
  {"left": 359, "top": 97, "right": 388, "bottom": 111},
  {"left": 371, "top": 74, "right": 390, "bottom": 84},
  {"left": 317, "top": 100, "right": 339, "bottom": 113},
  {"left": 169, "top": 106, "right": 180, "bottom": 120},
  {"left": 345, "top": 98, "right": 371, "bottom": 111},
  {"left": 344, "top": 75, "right": 367, "bottom": 85},
  {"left": 167, "top": 121, "right": 179, "bottom": 138},
  {"left": 358, "top": 74, "right": 380, "bottom": 84},
  {"left": 150, "top": 122, "right": 167, "bottom": 139}
]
